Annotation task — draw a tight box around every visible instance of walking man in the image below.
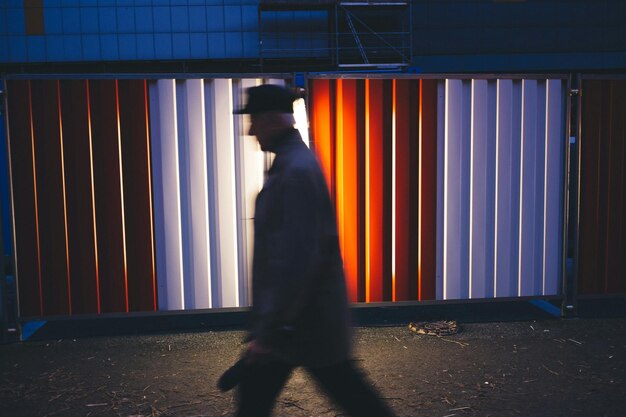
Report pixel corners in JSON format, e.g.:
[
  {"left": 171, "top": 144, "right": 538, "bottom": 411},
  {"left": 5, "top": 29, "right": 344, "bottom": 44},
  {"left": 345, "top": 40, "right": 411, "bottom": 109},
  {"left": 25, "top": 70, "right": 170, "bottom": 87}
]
[{"left": 233, "top": 84, "right": 397, "bottom": 417}]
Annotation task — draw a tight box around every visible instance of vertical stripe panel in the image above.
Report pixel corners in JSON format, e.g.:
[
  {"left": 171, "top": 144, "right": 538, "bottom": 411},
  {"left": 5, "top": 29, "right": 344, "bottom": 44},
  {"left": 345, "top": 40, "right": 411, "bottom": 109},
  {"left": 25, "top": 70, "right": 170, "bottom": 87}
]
[
  {"left": 419, "top": 79, "right": 438, "bottom": 301},
  {"left": 394, "top": 79, "right": 418, "bottom": 302},
  {"left": 205, "top": 79, "right": 239, "bottom": 308},
  {"left": 604, "top": 81, "right": 626, "bottom": 294},
  {"left": 90, "top": 80, "right": 128, "bottom": 313},
  {"left": 543, "top": 80, "right": 564, "bottom": 295},
  {"left": 443, "top": 79, "right": 471, "bottom": 300},
  {"left": 177, "top": 80, "right": 208, "bottom": 310},
  {"left": 6, "top": 80, "right": 41, "bottom": 317},
  {"left": 579, "top": 80, "right": 626, "bottom": 295},
  {"left": 310, "top": 79, "right": 335, "bottom": 199},
  {"left": 606, "top": 81, "right": 626, "bottom": 293},
  {"left": 366, "top": 79, "right": 384, "bottom": 302},
  {"left": 519, "top": 80, "right": 546, "bottom": 296},
  {"left": 381, "top": 80, "right": 393, "bottom": 302},
  {"left": 118, "top": 80, "right": 157, "bottom": 312},
  {"left": 59, "top": 80, "right": 99, "bottom": 314},
  {"left": 178, "top": 79, "right": 212, "bottom": 309},
  {"left": 150, "top": 79, "right": 184, "bottom": 310},
  {"left": 435, "top": 80, "right": 446, "bottom": 301},
  {"left": 494, "top": 79, "right": 522, "bottom": 297},
  {"left": 30, "top": 80, "right": 70, "bottom": 316},
  {"left": 335, "top": 79, "right": 360, "bottom": 302},
  {"left": 233, "top": 78, "right": 264, "bottom": 308},
  {"left": 469, "top": 80, "right": 496, "bottom": 299}
]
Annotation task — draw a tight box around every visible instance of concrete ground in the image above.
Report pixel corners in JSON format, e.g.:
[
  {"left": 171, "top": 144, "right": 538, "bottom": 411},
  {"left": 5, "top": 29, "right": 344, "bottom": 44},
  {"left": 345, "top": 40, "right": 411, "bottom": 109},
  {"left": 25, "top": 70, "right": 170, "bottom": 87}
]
[{"left": 1, "top": 301, "right": 625, "bottom": 417}]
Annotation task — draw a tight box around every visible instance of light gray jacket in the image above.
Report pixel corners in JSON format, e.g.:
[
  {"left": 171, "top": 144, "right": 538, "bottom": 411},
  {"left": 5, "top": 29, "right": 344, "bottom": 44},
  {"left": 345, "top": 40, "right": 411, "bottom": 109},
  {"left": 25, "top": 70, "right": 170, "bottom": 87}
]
[{"left": 250, "top": 129, "right": 351, "bottom": 367}]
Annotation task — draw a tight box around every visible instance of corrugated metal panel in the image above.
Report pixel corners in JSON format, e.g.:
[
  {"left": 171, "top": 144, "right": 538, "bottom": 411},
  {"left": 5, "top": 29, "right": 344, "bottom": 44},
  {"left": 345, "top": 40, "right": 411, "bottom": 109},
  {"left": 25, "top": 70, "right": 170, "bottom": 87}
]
[
  {"left": 439, "top": 78, "right": 565, "bottom": 300},
  {"left": 309, "top": 78, "right": 439, "bottom": 302},
  {"left": 309, "top": 76, "right": 566, "bottom": 302},
  {"left": 148, "top": 78, "right": 274, "bottom": 310},
  {"left": 6, "top": 79, "right": 156, "bottom": 317},
  {"left": 579, "top": 79, "right": 626, "bottom": 295},
  {"left": 7, "top": 75, "right": 569, "bottom": 316}
]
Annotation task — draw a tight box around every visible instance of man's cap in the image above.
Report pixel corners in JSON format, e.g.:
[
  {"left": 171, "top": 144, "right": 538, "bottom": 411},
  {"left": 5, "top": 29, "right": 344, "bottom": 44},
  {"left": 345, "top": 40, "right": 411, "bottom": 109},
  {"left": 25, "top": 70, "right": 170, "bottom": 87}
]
[{"left": 234, "top": 84, "right": 298, "bottom": 114}]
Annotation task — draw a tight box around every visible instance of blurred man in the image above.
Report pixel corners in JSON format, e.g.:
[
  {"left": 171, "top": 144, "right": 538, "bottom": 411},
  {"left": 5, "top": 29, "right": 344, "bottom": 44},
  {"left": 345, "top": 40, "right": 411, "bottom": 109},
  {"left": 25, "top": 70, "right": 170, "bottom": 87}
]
[{"left": 233, "top": 84, "right": 396, "bottom": 417}]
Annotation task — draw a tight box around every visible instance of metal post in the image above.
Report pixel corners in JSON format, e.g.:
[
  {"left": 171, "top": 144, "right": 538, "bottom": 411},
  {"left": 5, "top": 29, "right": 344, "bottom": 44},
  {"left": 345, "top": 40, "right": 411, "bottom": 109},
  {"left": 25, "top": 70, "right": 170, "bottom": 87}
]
[
  {"left": 0, "top": 80, "right": 10, "bottom": 342},
  {"left": 561, "top": 73, "right": 581, "bottom": 318},
  {"left": 0, "top": 79, "right": 20, "bottom": 343}
]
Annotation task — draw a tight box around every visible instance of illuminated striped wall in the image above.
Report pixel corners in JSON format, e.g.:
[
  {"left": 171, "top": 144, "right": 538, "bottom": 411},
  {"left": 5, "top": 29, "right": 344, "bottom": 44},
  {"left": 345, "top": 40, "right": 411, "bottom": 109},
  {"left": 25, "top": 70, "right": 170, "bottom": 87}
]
[
  {"left": 6, "top": 79, "right": 156, "bottom": 317},
  {"left": 6, "top": 77, "right": 274, "bottom": 316},
  {"left": 148, "top": 78, "right": 270, "bottom": 310},
  {"left": 6, "top": 75, "right": 569, "bottom": 317},
  {"left": 579, "top": 79, "right": 626, "bottom": 295},
  {"left": 308, "top": 77, "right": 566, "bottom": 302}
]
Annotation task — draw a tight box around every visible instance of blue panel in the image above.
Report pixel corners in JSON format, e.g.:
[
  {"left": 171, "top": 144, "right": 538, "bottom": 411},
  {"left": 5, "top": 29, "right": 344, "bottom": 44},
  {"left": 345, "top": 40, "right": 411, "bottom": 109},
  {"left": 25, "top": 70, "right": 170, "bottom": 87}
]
[
  {"left": 62, "top": 7, "right": 81, "bottom": 34},
  {"left": 135, "top": 0, "right": 152, "bottom": 6},
  {"left": 0, "top": 9, "right": 7, "bottom": 35},
  {"left": 207, "top": 32, "right": 225, "bottom": 57},
  {"left": 44, "top": 0, "right": 63, "bottom": 6},
  {"left": 79, "top": 0, "right": 98, "bottom": 5},
  {"left": 152, "top": 0, "right": 170, "bottom": 5},
  {"left": 154, "top": 33, "right": 173, "bottom": 58},
  {"left": 6, "top": 0, "right": 25, "bottom": 7},
  {"left": 97, "top": 0, "right": 116, "bottom": 5},
  {"left": 80, "top": 7, "right": 99, "bottom": 34},
  {"left": 135, "top": 7, "right": 154, "bottom": 33},
  {"left": 117, "top": 7, "right": 135, "bottom": 33},
  {"left": 99, "top": 7, "right": 117, "bottom": 33},
  {"left": 45, "top": 8, "right": 63, "bottom": 34},
  {"left": 61, "top": 0, "right": 81, "bottom": 6},
  {"left": 171, "top": 6, "right": 189, "bottom": 32},
  {"left": 241, "top": 5, "right": 257, "bottom": 31},
  {"left": 136, "top": 34, "right": 155, "bottom": 59},
  {"left": 9, "top": 36, "right": 27, "bottom": 61},
  {"left": 100, "top": 34, "right": 119, "bottom": 59},
  {"left": 206, "top": 6, "right": 225, "bottom": 32},
  {"left": 189, "top": 6, "right": 207, "bottom": 32},
  {"left": 82, "top": 34, "right": 101, "bottom": 60},
  {"left": 46, "top": 35, "right": 63, "bottom": 60},
  {"left": 189, "top": 33, "right": 208, "bottom": 58},
  {"left": 170, "top": 0, "right": 188, "bottom": 5},
  {"left": 242, "top": 31, "right": 258, "bottom": 58},
  {"left": 119, "top": 34, "right": 137, "bottom": 59},
  {"left": 0, "top": 37, "right": 7, "bottom": 61},
  {"left": 172, "top": 33, "right": 190, "bottom": 58},
  {"left": 116, "top": 0, "right": 134, "bottom": 6},
  {"left": 27, "top": 36, "right": 46, "bottom": 61},
  {"left": 224, "top": 32, "right": 242, "bottom": 58},
  {"left": 7, "top": 8, "right": 25, "bottom": 34},
  {"left": 64, "top": 35, "right": 82, "bottom": 60},
  {"left": 153, "top": 7, "right": 172, "bottom": 32},
  {"left": 224, "top": 6, "right": 241, "bottom": 31}
]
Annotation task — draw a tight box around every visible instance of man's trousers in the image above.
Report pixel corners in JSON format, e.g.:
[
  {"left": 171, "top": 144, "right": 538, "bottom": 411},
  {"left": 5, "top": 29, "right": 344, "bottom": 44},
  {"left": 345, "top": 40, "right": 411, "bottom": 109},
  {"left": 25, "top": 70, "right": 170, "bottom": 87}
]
[{"left": 236, "top": 358, "right": 397, "bottom": 417}]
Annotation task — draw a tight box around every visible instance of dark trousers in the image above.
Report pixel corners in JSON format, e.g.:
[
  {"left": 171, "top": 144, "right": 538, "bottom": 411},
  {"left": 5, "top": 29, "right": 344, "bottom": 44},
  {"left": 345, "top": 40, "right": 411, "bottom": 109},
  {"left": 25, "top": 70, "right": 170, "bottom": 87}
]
[{"left": 236, "top": 358, "right": 397, "bottom": 417}]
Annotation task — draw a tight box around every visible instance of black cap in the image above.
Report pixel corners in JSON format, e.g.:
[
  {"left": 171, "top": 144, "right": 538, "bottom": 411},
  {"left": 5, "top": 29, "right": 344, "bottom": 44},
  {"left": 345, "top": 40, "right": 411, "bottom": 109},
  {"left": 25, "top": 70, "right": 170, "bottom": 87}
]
[{"left": 234, "top": 84, "right": 298, "bottom": 114}]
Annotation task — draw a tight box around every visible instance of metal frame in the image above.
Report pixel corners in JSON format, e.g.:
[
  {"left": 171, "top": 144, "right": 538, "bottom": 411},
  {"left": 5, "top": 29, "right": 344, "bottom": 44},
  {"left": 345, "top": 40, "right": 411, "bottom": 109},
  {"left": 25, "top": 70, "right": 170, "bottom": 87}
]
[{"left": 0, "top": 77, "right": 20, "bottom": 342}]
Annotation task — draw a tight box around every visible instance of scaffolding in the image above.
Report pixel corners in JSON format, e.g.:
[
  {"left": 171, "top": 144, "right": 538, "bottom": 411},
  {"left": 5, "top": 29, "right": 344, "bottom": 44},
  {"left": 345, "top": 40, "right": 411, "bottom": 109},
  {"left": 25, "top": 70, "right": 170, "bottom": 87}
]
[{"left": 259, "top": 0, "right": 411, "bottom": 69}]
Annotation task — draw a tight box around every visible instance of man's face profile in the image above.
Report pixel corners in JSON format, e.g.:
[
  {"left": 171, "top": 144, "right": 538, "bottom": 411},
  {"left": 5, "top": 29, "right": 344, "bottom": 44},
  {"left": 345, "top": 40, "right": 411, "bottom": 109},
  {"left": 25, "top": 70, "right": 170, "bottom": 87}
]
[{"left": 249, "top": 112, "right": 280, "bottom": 152}]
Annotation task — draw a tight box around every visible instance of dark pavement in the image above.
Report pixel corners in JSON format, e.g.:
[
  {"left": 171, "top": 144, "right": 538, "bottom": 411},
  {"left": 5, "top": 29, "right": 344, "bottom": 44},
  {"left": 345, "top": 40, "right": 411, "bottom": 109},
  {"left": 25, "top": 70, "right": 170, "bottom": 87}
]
[{"left": 1, "top": 298, "right": 625, "bottom": 417}]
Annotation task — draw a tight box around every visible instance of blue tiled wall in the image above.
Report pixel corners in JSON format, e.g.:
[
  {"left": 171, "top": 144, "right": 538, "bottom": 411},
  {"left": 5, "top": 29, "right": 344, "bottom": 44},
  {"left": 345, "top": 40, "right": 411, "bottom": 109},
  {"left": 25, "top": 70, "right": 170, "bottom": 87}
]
[{"left": 0, "top": 0, "right": 258, "bottom": 63}]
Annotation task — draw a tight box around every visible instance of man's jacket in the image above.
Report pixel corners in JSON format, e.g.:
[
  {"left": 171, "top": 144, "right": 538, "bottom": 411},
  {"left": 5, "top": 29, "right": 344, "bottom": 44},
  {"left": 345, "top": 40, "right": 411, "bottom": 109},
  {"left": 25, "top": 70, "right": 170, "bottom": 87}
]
[{"left": 250, "top": 128, "right": 351, "bottom": 367}]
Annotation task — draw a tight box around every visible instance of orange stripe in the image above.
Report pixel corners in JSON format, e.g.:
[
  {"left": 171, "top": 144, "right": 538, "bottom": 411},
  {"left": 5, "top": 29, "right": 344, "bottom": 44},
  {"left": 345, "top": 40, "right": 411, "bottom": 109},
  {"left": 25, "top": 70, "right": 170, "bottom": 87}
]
[
  {"left": 142, "top": 80, "right": 158, "bottom": 311},
  {"left": 56, "top": 80, "right": 72, "bottom": 314},
  {"left": 114, "top": 81, "right": 130, "bottom": 312},
  {"left": 28, "top": 81, "right": 44, "bottom": 316},
  {"left": 85, "top": 80, "right": 102, "bottom": 313}
]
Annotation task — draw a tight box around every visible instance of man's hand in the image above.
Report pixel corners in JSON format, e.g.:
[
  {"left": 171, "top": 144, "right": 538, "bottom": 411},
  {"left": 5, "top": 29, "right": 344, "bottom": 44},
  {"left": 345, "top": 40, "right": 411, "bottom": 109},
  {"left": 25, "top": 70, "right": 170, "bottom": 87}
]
[{"left": 246, "top": 339, "right": 272, "bottom": 363}]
